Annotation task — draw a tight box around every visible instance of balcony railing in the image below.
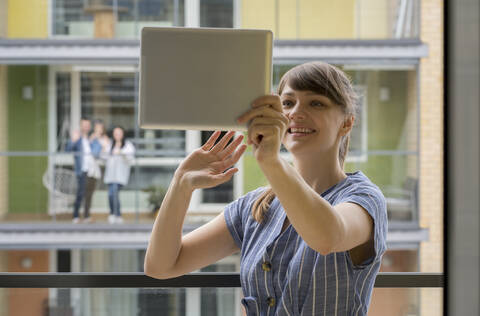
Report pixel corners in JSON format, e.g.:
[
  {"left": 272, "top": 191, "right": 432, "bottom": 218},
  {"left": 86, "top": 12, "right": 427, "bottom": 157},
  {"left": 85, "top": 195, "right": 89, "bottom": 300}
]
[{"left": 0, "top": 272, "right": 443, "bottom": 288}]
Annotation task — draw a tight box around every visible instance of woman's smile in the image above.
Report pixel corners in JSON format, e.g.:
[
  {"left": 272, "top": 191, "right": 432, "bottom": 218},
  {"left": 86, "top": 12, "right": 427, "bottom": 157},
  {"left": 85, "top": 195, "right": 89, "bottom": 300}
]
[{"left": 287, "top": 126, "right": 316, "bottom": 137}]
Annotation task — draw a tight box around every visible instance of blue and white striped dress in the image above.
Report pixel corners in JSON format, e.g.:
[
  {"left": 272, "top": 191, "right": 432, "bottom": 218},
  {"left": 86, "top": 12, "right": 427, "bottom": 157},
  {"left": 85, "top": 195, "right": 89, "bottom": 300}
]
[{"left": 224, "top": 171, "right": 388, "bottom": 316}]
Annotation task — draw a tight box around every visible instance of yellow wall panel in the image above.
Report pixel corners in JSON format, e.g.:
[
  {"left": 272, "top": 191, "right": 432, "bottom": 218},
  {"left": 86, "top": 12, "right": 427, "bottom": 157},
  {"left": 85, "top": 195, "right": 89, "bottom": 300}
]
[
  {"left": 7, "top": 0, "right": 48, "bottom": 38},
  {"left": 299, "top": 0, "right": 355, "bottom": 39},
  {"left": 357, "top": 0, "right": 390, "bottom": 38},
  {"left": 242, "top": 0, "right": 356, "bottom": 39},
  {"left": 278, "top": 0, "right": 297, "bottom": 39},
  {"left": 0, "top": 0, "right": 7, "bottom": 37},
  {"left": 241, "top": 0, "right": 276, "bottom": 34}
]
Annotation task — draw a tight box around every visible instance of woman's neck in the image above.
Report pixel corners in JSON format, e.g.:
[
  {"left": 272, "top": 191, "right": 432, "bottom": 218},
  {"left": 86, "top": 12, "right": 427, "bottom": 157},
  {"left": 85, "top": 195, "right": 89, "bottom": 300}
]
[{"left": 292, "top": 152, "right": 347, "bottom": 195}]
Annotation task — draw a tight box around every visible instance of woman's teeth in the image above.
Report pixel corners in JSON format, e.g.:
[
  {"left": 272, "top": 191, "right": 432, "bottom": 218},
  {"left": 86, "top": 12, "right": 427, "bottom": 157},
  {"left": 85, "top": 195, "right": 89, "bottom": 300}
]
[{"left": 289, "top": 128, "right": 314, "bottom": 134}]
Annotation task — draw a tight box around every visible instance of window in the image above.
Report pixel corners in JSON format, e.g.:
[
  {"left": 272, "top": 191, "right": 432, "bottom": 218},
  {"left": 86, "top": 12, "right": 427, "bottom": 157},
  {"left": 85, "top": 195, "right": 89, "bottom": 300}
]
[
  {"left": 52, "top": 0, "right": 185, "bottom": 38},
  {"left": 200, "top": 0, "right": 233, "bottom": 28}
]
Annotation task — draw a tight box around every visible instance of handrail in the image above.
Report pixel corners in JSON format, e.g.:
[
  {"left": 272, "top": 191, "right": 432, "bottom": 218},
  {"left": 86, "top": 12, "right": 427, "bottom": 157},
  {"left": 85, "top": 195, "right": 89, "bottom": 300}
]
[{"left": 0, "top": 272, "right": 443, "bottom": 288}]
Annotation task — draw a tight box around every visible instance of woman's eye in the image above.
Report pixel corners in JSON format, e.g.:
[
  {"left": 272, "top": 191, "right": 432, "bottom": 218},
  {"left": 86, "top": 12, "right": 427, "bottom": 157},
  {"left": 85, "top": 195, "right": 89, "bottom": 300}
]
[
  {"left": 311, "top": 100, "right": 324, "bottom": 107},
  {"left": 282, "top": 100, "right": 294, "bottom": 107}
]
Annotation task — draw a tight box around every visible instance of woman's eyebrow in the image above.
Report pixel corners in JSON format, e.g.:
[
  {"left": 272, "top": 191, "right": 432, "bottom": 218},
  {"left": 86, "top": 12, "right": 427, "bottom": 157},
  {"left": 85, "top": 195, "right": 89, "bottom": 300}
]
[{"left": 282, "top": 91, "right": 323, "bottom": 97}]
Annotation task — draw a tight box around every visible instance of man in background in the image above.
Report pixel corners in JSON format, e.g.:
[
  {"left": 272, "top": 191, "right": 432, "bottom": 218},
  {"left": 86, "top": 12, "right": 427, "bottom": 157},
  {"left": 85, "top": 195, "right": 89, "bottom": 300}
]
[{"left": 66, "top": 118, "right": 101, "bottom": 223}]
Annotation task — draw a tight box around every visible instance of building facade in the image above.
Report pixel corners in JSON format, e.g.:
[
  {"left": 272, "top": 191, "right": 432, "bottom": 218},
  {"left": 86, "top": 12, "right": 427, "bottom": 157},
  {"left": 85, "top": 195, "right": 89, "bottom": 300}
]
[{"left": 0, "top": 0, "right": 443, "bottom": 315}]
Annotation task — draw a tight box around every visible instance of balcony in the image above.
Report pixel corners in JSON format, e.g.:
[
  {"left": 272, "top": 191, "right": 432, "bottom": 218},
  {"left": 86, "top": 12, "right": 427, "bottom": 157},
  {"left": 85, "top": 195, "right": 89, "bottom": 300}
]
[{"left": 0, "top": 272, "right": 443, "bottom": 315}]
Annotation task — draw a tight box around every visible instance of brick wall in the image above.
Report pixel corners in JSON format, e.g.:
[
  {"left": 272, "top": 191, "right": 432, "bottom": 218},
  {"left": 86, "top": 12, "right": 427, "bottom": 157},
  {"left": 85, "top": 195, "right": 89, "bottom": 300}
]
[{"left": 419, "top": 0, "right": 444, "bottom": 314}]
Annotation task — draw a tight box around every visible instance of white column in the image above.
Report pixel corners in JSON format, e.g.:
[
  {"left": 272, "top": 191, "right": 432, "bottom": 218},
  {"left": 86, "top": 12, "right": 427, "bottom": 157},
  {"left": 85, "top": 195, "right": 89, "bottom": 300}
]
[
  {"left": 70, "top": 249, "right": 82, "bottom": 316},
  {"left": 234, "top": 0, "right": 242, "bottom": 28},
  {"left": 185, "top": 0, "right": 200, "bottom": 27},
  {"left": 185, "top": 288, "right": 201, "bottom": 316},
  {"left": 186, "top": 131, "right": 201, "bottom": 209}
]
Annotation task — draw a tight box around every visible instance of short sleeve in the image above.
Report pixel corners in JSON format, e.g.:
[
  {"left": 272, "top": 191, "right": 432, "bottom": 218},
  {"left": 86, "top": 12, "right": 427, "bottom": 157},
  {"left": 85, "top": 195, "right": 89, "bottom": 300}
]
[
  {"left": 224, "top": 188, "right": 265, "bottom": 249},
  {"left": 338, "top": 184, "right": 388, "bottom": 266}
]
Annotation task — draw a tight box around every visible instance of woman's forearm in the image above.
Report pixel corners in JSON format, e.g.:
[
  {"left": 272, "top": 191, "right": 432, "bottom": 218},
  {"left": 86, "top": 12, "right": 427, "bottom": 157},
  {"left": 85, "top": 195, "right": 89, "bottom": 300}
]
[
  {"left": 144, "top": 172, "right": 193, "bottom": 278},
  {"left": 259, "top": 158, "right": 345, "bottom": 255}
]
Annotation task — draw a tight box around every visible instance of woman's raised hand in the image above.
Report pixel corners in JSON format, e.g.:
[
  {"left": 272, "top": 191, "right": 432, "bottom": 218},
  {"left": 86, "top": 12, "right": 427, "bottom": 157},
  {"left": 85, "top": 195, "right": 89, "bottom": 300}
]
[
  {"left": 237, "top": 95, "right": 289, "bottom": 164},
  {"left": 175, "top": 131, "right": 247, "bottom": 192}
]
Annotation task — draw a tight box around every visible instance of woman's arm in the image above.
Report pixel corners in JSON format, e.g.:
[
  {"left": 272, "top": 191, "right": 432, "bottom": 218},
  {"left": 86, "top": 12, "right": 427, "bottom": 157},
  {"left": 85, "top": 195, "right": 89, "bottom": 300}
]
[
  {"left": 144, "top": 175, "right": 239, "bottom": 279},
  {"left": 259, "top": 158, "right": 373, "bottom": 255},
  {"left": 120, "top": 141, "right": 135, "bottom": 164},
  {"left": 238, "top": 96, "right": 373, "bottom": 255},
  {"left": 144, "top": 131, "right": 246, "bottom": 279}
]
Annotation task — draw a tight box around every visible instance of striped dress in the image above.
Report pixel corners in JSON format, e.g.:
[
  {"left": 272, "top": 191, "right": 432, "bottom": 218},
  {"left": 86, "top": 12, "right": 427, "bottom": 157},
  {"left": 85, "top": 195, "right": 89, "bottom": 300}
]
[{"left": 224, "top": 171, "right": 388, "bottom": 316}]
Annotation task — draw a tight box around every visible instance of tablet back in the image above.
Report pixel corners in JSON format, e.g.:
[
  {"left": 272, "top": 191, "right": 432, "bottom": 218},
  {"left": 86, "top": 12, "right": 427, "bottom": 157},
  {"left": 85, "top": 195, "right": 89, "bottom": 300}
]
[{"left": 139, "top": 27, "right": 273, "bottom": 131}]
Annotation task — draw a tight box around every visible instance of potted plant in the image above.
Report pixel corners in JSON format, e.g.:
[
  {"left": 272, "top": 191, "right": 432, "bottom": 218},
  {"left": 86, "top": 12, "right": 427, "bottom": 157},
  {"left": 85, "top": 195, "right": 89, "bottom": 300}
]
[{"left": 142, "top": 185, "right": 167, "bottom": 215}]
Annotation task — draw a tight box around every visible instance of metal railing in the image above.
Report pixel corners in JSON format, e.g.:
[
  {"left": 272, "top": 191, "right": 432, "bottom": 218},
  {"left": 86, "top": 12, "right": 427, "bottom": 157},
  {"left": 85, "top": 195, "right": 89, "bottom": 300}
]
[{"left": 0, "top": 272, "right": 443, "bottom": 288}]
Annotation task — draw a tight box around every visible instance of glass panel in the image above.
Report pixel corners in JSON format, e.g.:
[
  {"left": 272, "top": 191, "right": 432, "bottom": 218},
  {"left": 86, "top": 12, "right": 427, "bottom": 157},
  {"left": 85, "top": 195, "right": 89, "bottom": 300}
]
[
  {"left": 51, "top": 0, "right": 419, "bottom": 39},
  {"left": 370, "top": 288, "right": 443, "bottom": 316},
  {"left": 53, "top": 0, "right": 185, "bottom": 38},
  {"left": 77, "top": 72, "right": 186, "bottom": 157},
  {"left": 346, "top": 69, "right": 418, "bottom": 153},
  {"left": 345, "top": 154, "right": 418, "bottom": 222},
  {"left": 81, "top": 72, "right": 136, "bottom": 138},
  {"left": 200, "top": 0, "right": 233, "bottom": 28},
  {"left": 0, "top": 287, "right": 441, "bottom": 315},
  {"left": 200, "top": 131, "right": 234, "bottom": 203},
  {"left": 53, "top": 0, "right": 94, "bottom": 36},
  {"left": 56, "top": 72, "right": 71, "bottom": 151}
]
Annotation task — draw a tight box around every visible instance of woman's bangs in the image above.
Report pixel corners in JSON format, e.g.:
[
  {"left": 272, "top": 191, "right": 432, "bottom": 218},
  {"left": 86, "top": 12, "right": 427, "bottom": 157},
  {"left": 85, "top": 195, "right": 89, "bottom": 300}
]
[{"left": 284, "top": 68, "right": 328, "bottom": 96}]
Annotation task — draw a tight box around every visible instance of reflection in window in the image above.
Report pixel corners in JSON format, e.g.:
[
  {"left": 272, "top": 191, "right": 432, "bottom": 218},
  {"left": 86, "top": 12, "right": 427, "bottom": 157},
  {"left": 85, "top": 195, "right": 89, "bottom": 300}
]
[
  {"left": 81, "top": 72, "right": 136, "bottom": 137},
  {"left": 348, "top": 85, "right": 368, "bottom": 160},
  {"left": 200, "top": 0, "right": 233, "bottom": 28},
  {"left": 56, "top": 72, "right": 71, "bottom": 151},
  {"left": 53, "top": 0, "right": 185, "bottom": 37},
  {"left": 55, "top": 71, "right": 185, "bottom": 157},
  {"left": 200, "top": 131, "right": 234, "bottom": 203}
]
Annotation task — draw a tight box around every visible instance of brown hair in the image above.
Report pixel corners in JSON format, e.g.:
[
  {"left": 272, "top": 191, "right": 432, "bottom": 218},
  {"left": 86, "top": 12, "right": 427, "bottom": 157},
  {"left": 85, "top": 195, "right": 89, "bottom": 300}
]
[{"left": 251, "top": 62, "right": 358, "bottom": 223}]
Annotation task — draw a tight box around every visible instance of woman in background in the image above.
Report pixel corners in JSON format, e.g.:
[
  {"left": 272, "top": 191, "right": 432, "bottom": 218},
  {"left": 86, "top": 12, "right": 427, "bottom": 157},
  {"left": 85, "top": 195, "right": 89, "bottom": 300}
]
[{"left": 103, "top": 126, "right": 135, "bottom": 224}]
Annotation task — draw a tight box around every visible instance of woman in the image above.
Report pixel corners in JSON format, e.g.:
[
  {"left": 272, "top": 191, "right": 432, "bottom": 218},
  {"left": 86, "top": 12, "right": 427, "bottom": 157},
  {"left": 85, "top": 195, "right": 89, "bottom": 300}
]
[
  {"left": 77, "top": 119, "right": 109, "bottom": 223},
  {"left": 144, "top": 62, "right": 387, "bottom": 315},
  {"left": 103, "top": 126, "right": 135, "bottom": 224},
  {"left": 91, "top": 119, "right": 110, "bottom": 153}
]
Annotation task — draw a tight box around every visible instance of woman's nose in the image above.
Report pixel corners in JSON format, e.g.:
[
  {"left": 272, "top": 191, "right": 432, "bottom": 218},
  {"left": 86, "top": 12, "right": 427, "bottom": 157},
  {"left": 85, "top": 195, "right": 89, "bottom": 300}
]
[{"left": 286, "top": 103, "right": 306, "bottom": 120}]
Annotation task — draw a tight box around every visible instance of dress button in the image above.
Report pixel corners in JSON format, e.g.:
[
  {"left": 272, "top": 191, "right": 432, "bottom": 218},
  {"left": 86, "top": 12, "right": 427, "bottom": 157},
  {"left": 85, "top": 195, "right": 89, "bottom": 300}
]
[
  {"left": 266, "top": 297, "right": 276, "bottom": 307},
  {"left": 262, "top": 261, "right": 272, "bottom": 271}
]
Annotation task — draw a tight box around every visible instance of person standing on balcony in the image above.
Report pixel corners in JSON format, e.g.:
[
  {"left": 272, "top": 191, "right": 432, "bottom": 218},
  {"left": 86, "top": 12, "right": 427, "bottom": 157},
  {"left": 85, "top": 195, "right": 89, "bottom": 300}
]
[
  {"left": 80, "top": 119, "right": 109, "bottom": 223},
  {"left": 103, "top": 126, "right": 135, "bottom": 224},
  {"left": 145, "top": 62, "right": 387, "bottom": 315},
  {"left": 66, "top": 118, "right": 102, "bottom": 223}
]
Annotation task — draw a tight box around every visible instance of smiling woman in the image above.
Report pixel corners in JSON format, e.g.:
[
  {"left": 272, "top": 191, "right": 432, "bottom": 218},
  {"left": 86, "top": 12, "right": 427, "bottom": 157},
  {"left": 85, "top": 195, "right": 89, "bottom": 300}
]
[{"left": 145, "top": 61, "right": 387, "bottom": 316}]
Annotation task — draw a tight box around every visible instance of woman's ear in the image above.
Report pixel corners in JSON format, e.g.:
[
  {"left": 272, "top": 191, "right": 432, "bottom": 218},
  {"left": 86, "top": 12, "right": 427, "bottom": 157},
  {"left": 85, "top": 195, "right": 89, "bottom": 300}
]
[{"left": 341, "top": 115, "right": 355, "bottom": 136}]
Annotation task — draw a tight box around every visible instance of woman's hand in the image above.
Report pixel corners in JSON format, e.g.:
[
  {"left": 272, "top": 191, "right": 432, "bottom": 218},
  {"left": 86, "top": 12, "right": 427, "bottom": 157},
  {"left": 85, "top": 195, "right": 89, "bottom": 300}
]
[
  {"left": 175, "top": 131, "right": 247, "bottom": 192},
  {"left": 237, "top": 95, "right": 289, "bottom": 164}
]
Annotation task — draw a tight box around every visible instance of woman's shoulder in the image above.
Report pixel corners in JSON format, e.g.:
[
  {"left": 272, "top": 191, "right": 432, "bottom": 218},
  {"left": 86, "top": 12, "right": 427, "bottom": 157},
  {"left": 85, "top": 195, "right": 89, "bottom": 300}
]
[
  {"left": 123, "top": 140, "right": 135, "bottom": 151},
  {"left": 124, "top": 140, "right": 135, "bottom": 147},
  {"left": 336, "top": 171, "right": 385, "bottom": 200}
]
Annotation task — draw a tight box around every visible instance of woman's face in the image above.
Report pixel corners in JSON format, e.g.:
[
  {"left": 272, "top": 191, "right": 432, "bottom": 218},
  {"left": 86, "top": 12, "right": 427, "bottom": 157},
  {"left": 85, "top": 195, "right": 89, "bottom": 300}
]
[
  {"left": 113, "top": 128, "right": 124, "bottom": 142},
  {"left": 280, "top": 84, "right": 349, "bottom": 157},
  {"left": 94, "top": 123, "right": 104, "bottom": 136}
]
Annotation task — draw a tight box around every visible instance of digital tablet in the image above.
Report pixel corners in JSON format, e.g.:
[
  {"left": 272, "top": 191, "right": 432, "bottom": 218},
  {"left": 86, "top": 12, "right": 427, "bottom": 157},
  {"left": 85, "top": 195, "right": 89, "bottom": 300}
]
[{"left": 138, "top": 27, "right": 273, "bottom": 131}]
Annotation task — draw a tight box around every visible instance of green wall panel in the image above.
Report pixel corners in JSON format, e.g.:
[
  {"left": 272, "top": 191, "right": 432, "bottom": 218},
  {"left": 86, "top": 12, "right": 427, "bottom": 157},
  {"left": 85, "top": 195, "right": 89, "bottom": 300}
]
[{"left": 8, "top": 66, "right": 48, "bottom": 214}]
